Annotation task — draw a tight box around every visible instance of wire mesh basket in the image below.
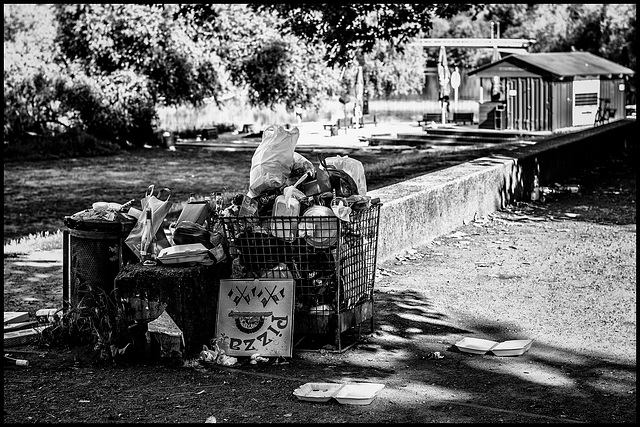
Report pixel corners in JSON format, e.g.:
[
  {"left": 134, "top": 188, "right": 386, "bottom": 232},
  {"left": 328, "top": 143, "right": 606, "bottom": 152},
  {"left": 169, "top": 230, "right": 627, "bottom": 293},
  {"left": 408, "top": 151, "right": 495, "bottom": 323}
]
[
  {"left": 220, "top": 202, "right": 381, "bottom": 351},
  {"left": 62, "top": 218, "right": 136, "bottom": 312}
]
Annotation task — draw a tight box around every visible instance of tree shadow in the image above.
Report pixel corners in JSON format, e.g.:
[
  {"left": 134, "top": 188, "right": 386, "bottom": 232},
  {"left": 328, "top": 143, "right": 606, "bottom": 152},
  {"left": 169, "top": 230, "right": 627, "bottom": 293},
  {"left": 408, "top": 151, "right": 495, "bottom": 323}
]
[
  {"left": 291, "top": 287, "right": 635, "bottom": 423},
  {"left": 284, "top": 139, "right": 636, "bottom": 422}
]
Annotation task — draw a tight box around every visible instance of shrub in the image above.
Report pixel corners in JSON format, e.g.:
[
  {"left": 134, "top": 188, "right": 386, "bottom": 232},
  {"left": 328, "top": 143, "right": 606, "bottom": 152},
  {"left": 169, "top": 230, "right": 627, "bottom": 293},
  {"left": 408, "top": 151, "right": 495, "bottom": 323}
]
[
  {"left": 40, "top": 286, "right": 133, "bottom": 362},
  {"left": 3, "top": 127, "right": 121, "bottom": 162},
  {"left": 59, "top": 70, "right": 159, "bottom": 148}
]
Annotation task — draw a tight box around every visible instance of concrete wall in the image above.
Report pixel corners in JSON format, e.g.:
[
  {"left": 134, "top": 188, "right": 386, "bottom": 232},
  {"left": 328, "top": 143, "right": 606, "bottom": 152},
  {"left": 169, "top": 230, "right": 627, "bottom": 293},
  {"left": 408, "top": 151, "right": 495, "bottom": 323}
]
[{"left": 369, "top": 119, "right": 636, "bottom": 262}]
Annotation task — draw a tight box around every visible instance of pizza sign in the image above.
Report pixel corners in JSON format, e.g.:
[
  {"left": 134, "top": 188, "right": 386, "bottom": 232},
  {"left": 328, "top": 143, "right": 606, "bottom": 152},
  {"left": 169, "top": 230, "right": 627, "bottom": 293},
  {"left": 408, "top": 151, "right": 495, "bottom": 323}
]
[{"left": 216, "top": 278, "right": 294, "bottom": 357}]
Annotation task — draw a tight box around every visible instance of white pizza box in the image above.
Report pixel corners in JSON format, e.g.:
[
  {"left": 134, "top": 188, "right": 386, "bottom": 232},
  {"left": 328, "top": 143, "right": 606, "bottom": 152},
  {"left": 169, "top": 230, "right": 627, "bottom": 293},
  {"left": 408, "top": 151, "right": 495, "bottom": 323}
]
[{"left": 157, "top": 243, "right": 209, "bottom": 264}]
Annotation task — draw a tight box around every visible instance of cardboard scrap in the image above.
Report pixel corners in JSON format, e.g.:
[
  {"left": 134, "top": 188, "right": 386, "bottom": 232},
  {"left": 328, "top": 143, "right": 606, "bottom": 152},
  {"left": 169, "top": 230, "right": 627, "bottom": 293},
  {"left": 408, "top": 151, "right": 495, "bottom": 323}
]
[
  {"left": 4, "top": 326, "right": 47, "bottom": 347},
  {"left": 4, "top": 320, "right": 39, "bottom": 333},
  {"left": 4, "top": 312, "right": 30, "bottom": 325},
  {"left": 147, "top": 311, "right": 185, "bottom": 358}
]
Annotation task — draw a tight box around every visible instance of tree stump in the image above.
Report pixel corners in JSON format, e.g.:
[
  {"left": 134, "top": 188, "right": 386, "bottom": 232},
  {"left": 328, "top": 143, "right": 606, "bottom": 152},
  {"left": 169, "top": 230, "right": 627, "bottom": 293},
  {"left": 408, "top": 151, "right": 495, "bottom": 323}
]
[{"left": 114, "top": 260, "right": 232, "bottom": 356}]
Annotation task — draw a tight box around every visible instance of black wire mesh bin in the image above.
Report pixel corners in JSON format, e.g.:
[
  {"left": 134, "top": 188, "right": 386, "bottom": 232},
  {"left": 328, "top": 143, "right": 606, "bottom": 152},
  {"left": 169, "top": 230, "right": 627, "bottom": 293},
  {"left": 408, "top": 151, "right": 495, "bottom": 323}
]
[
  {"left": 62, "top": 215, "right": 136, "bottom": 312},
  {"left": 220, "top": 202, "right": 382, "bottom": 352}
]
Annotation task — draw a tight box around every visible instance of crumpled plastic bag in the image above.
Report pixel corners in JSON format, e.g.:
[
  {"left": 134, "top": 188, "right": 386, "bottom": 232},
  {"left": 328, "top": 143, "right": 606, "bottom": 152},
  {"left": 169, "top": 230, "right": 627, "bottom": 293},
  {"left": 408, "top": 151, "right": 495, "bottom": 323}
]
[
  {"left": 282, "top": 185, "right": 306, "bottom": 207},
  {"left": 248, "top": 125, "right": 299, "bottom": 198},
  {"left": 125, "top": 185, "right": 172, "bottom": 260},
  {"left": 331, "top": 198, "right": 352, "bottom": 222},
  {"left": 325, "top": 155, "right": 367, "bottom": 196},
  {"left": 285, "top": 152, "right": 315, "bottom": 187},
  {"left": 199, "top": 344, "right": 219, "bottom": 363},
  {"left": 249, "top": 353, "right": 269, "bottom": 365},
  {"left": 200, "top": 339, "right": 237, "bottom": 367}
]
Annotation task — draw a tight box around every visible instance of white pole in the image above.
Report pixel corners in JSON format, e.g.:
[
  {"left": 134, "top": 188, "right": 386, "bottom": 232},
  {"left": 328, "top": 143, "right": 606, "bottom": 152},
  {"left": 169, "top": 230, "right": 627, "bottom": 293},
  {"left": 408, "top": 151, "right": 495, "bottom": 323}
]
[{"left": 455, "top": 87, "right": 459, "bottom": 112}]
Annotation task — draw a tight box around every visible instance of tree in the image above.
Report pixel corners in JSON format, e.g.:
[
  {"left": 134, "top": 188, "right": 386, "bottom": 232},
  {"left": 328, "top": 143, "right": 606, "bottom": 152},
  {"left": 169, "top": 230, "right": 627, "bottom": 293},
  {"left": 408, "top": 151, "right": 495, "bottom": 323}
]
[
  {"left": 200, "top": 4, "right": 339, "bottom": 111},
  {"left": 428, "top": 8, "right": 490, "bottom": 69},
  {"left": 360, "top": 41, "right": 427, "bottom": 98},
  {"left": 53, "top": 4, "right": 231, "bottom": 108},
  {"left": 484, "top": 4, "right": 636, "bottom": 70},
  {"left": 4, "top": 4, "right": 67, "bottom": 140},
  {"left": 249, "top": 3, "right": 482, "bottom": 67}
]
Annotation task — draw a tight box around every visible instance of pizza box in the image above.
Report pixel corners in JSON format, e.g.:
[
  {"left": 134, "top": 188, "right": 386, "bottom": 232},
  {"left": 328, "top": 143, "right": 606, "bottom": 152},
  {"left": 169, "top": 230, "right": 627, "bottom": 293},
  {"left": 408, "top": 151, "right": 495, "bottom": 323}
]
[{"left": 157, "top": 243, "right": 209, "bottom": 265}]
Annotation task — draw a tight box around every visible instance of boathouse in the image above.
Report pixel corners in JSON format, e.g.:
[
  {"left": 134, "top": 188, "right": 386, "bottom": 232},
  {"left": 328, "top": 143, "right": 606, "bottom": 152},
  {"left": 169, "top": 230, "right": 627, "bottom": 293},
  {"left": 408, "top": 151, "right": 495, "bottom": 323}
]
[{"left": 468, "top": 52, "right": 634, "bottom": 132}]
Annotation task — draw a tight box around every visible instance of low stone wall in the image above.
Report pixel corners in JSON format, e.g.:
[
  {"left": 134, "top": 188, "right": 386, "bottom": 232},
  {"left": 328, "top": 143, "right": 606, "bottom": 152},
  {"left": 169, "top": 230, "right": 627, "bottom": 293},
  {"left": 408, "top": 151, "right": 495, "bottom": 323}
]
[{"left": 369, "top": 119, "right": 636, "bottom": 262}]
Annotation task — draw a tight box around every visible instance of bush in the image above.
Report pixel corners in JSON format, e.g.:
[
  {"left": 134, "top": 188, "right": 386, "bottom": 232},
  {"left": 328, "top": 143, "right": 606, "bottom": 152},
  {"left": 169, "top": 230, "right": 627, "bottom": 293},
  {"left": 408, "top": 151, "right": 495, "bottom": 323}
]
[
  {"left": 59, "top": 70, "right": 158, "bottom": 148},
  {"left": 3, "top": 127, "right": 121, "bottom": 162},
  {"left": 5, "top": 65, "right": 159, "bottom": 150}
]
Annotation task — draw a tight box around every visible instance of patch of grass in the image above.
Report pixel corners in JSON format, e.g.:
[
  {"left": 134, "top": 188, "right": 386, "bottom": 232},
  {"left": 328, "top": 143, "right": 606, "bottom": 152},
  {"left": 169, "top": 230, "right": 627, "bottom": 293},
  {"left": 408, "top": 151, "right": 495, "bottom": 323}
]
[
  {"left": 364, "top": 150, "right": 434, "bottom": 176},
  {"left": 3, "top": 230, "right": 64, "bottom": 257}
]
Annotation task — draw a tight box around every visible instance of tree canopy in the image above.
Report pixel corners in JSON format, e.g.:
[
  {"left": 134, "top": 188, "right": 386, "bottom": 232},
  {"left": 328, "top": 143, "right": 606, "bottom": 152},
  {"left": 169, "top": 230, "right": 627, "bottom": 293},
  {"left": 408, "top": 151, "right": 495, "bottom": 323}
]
[
  {"left": 249, "top": 3, "right": 482, "bottom": 67},
  {"left": 4, "top": 3, "right": 636, "bottom": 146}
]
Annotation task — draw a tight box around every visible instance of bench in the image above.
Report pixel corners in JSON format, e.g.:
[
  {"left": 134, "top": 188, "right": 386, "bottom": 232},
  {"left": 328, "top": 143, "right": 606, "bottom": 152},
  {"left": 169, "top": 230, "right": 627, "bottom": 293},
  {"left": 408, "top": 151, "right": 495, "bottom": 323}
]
[
  {"left": 324, "top": 117, "right": 356, "bottom": 136},
  {"left": 241, "top": 123, "right": 256, "bottom": 134},
  {"left": 418, "top": 113, "right": 445, "bottom": 126},
  {"left": 453, "top": 112, "right": 474, "bottom": 125},
  {"left": 358, "top": 114, "right": 377, "bottom": 127},
  {"left": 202, "top": 127, "right": 218, "bottom": 139},
  {"left": 322, "top": 122, "right": 339, "bottom": 137}
]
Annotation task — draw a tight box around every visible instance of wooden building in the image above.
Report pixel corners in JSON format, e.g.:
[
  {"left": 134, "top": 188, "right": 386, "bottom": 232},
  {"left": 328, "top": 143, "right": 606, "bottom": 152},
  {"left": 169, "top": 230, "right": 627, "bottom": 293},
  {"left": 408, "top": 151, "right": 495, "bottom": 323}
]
[{"left": 468, "top": 52, "right": 634, "bottom": 132}]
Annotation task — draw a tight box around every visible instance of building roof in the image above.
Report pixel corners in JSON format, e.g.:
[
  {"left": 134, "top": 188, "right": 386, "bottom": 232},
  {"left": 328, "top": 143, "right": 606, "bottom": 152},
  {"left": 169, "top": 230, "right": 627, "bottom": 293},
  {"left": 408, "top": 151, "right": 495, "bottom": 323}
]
[{"left": 468, "top": 51, "right": 635, "bottom": 79}]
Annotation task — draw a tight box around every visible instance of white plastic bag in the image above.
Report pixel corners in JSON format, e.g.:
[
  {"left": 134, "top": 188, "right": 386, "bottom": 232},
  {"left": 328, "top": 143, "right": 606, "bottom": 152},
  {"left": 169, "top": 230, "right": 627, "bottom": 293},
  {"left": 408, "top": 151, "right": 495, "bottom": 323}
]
[
  {"left": 248, "top": 125, "right": 299, "bottom": 197},
  {"left": 125, "top": 185, "right": 172, "bottom": 260},
  {"left": 324, "top": 155, "right": 367, "bottom": 196}
]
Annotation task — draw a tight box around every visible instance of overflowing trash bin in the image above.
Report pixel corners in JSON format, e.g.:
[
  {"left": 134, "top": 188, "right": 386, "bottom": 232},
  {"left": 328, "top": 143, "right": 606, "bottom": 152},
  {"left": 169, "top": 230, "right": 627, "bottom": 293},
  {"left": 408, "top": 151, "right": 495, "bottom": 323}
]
[
  {"left": 221, "top": 201, "right": 381, "bottom": 352},
  {"left": 63, "top": 208, "right": 137, "bottom": 311}
]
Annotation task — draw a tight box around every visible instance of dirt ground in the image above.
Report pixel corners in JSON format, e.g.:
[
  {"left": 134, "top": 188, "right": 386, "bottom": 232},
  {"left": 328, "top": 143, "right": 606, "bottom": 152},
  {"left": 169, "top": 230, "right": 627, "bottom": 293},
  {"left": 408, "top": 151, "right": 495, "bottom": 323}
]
[{"left": 3, "top": 140, "right": 636, "bottom": 423}]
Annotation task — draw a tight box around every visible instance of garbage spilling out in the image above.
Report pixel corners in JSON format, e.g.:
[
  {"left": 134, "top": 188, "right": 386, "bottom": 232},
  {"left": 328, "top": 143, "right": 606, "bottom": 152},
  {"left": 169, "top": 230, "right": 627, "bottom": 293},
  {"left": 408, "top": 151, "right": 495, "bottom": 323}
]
[{"left": 14, "top": 123, "right": 383, "bottom": 364}]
